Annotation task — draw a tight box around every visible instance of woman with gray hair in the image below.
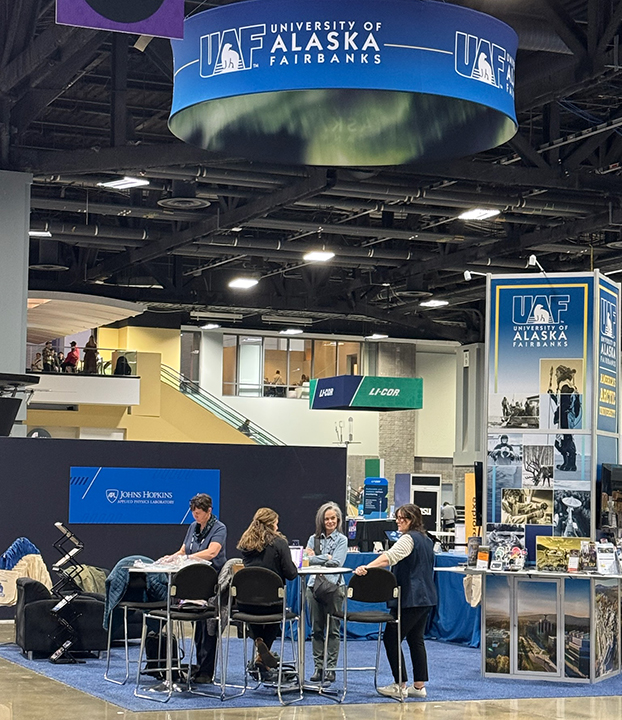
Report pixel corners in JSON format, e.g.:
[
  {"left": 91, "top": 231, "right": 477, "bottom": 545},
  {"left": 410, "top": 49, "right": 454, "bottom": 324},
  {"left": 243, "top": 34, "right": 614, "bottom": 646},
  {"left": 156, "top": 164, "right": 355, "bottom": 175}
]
[{"left": 304, "top": 501, "right": 348, "bottom": 684}]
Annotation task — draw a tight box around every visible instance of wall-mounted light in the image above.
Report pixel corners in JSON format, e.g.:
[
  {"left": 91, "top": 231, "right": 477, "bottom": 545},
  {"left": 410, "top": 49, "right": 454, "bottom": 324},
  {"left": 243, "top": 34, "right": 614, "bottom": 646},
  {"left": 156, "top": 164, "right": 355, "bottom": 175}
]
[
  {"left": 201, "top": 323, "right": 221, "bottom": 330},
  {"left": 279, "top": 328, "right": 304, "bottom": 335},
  {"left": 364, "top": 333, "right": 389, "bottom": 340}
]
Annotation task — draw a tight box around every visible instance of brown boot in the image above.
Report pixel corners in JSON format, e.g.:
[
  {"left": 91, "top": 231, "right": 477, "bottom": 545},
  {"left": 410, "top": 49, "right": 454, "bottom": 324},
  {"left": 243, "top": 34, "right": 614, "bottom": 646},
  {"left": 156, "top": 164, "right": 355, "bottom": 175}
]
[{"left": 255, "top": 638, "right": 278, "bottom": 668}]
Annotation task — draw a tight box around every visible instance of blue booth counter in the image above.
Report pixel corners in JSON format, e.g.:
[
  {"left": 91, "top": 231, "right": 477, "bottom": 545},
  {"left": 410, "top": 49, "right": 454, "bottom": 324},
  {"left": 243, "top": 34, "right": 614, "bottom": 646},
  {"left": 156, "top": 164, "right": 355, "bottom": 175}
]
[{"left": 286, "top": 551, "right": 480, "bottom": 647}]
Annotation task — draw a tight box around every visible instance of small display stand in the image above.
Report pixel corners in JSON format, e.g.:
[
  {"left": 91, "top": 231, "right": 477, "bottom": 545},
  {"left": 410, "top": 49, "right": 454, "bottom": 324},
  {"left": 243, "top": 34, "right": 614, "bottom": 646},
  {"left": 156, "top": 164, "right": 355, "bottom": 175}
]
[{"left": 49, "top": 522, "right": 86, "bottom": 664}]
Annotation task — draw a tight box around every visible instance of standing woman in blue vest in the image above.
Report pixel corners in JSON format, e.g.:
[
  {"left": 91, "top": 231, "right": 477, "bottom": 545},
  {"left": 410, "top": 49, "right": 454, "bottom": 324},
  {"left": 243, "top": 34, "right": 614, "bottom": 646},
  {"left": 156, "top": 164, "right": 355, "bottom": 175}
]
[{"left": 353, "top": 503, "right": 436, "bottom": 700}]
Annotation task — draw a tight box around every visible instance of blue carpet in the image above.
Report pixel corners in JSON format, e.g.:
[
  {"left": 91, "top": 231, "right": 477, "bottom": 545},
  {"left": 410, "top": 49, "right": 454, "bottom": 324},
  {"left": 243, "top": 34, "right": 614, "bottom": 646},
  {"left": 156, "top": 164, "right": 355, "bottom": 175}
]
[{"left": 1, "top": 638, "right": 622, "bottom": 711}]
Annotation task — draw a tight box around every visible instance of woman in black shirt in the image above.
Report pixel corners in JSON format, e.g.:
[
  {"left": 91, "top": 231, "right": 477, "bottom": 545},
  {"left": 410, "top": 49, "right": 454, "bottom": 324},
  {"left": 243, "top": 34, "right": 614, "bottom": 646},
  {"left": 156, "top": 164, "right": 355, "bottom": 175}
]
[{"left": 237, "top": 507, "right": 298, "bottom": 667}]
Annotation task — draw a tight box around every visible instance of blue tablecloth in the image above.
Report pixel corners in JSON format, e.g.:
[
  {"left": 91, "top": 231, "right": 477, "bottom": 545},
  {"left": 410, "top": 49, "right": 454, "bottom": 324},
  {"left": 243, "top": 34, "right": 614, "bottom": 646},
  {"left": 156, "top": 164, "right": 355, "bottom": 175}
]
[{"left": 285, "top": 551, "right": 480, "bottom": 646}]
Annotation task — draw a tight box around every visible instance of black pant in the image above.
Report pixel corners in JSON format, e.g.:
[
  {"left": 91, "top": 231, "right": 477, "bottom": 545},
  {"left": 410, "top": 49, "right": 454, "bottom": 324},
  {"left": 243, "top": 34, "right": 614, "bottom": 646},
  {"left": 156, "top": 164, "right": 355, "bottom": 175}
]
[
  {"left": 194, "top": 621, "right": 217, "bottom": 676},
  {"left": 237, "top": 602, "right": 282, "bottom": 650},
  {"left": 383, "top": 605, "right": 432, "bottom": 684}
]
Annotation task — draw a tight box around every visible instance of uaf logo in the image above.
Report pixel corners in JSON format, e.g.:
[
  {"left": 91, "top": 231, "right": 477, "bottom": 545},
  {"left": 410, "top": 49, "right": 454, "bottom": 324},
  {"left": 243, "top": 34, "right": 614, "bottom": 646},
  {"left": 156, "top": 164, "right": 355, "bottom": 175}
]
[
  {"left": 106, "top": 489, "right": 119, "bottom": 504},
  {"left": 512, "top": 295, "right": 570, "bottom": 325},
  {"left": 455, "top": 32, "right": 514, "bottom": 92},
  {"left": 601, "top": 297, "right": 617, "bottom": 339},
  {"left": 200, "top": 24, "right": 265, "bottom": 78}
]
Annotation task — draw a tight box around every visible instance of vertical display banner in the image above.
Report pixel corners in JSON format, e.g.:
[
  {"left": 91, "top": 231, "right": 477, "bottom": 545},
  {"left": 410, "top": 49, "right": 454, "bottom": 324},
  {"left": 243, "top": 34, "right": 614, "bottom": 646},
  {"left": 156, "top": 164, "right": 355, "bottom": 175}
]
[
  {"left": 56, "top": 0, "right": 184, "bottom": 39},
  {"left": 597, "top": 276, "right": 619, "bottom": 435}
]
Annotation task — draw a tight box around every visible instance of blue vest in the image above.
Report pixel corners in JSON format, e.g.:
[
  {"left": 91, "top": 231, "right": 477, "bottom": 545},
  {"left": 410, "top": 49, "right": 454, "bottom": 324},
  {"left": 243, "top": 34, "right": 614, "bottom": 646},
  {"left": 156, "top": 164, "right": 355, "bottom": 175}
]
[{"left": 392, "top": 531, "right": 437, "bottom": 608}]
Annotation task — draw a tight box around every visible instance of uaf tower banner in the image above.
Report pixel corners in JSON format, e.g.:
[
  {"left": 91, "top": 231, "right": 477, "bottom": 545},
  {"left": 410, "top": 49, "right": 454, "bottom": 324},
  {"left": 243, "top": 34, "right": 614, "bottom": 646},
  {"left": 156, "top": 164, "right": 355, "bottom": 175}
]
[
  {"left": 169, "top": 0, "right": 518, "bottom": 165},
  {"left": 484, "top": 272, "right": 620, "bottom": 541}
]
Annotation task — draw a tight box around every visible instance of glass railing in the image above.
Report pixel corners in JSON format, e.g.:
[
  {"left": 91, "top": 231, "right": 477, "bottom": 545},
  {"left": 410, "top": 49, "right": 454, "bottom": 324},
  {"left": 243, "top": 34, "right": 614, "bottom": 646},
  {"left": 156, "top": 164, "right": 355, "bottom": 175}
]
[
  {"left": 161, "top": 365, "right": 285, "bottom": 446},
  {"left": 26, "top": 346, "right": 138, "bottom": 376}
]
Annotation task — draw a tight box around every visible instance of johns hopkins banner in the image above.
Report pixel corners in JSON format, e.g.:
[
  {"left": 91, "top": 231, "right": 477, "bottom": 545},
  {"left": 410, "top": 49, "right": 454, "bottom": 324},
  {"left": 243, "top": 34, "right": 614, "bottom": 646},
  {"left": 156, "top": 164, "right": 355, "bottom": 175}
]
[
  {"left": 169, "top": 0, "right": 517, "bottom": 165},
  {"left": 69, "top": 467, "right": 220, "bottom": 524},
  {"left": 485, "top": 272, "right": 620, "bottom": 540}
]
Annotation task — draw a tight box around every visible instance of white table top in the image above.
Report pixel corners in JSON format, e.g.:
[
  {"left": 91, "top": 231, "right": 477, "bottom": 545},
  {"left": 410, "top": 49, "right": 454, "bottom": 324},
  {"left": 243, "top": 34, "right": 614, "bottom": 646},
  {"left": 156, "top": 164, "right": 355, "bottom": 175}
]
[
  {"left": 129, "top": 559, "right": 211, "bottom": 574},
  {"left": 297, "top": 566, "right": 352, "bottom": 575}
]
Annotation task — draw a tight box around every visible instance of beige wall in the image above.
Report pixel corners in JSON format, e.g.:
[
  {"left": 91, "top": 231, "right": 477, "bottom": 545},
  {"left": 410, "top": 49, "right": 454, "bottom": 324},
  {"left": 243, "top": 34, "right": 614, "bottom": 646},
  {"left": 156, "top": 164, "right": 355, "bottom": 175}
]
[{"left": 99, "top": 326, "right": 181, "bottom": 373}]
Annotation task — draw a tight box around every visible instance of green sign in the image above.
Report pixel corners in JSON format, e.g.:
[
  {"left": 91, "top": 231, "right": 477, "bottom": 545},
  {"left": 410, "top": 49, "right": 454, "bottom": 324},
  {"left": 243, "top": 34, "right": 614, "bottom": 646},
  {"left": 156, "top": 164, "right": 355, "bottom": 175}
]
[{"left": 309, "top": 375, "right": 423, "bottom": 411}]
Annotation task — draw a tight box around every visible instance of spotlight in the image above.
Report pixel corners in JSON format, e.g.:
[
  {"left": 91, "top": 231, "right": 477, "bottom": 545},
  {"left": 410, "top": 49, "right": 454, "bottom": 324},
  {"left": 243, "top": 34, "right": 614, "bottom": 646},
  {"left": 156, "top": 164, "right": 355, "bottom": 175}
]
[
  {"left": 303, "top": 250, "right": 335, "bottom": 262},
  {"left": 458, "top": 208, "right": 500, "bottom": 221},
  {"left": 228, "top": 277, "right": 259, "bottom": 289},
  {"left": 364, "top": 333, "right": 389, "bottom": 340},
  {"left": 419, "top": 299, "right": 449, "bottom": 308}
]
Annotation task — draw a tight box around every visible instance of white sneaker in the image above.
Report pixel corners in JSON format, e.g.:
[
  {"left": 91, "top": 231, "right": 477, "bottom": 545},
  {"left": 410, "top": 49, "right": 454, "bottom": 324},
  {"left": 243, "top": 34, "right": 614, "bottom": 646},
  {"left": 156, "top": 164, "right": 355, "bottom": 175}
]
[
  {"left": 377, "top": 683, "right": 406, "bottom": 699},
  {"left": 407, "top": 685, "right": 427, "bottom": 698}
]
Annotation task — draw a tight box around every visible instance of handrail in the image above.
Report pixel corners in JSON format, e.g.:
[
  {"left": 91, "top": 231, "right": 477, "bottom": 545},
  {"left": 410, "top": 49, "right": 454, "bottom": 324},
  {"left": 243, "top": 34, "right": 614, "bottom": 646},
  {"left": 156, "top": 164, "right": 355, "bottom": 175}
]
[{"left": 160, "top": 365, "right": 285, "bottom": 446}]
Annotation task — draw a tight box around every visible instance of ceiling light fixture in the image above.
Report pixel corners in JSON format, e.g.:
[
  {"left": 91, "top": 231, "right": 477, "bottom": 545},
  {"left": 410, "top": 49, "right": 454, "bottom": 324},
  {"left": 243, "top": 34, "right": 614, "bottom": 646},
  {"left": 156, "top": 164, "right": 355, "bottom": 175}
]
[
  {"left": 420, "top": 299, "right": 449, "bottom": 308},
  {"left": 97, "top": 176, "right": 150, "bottom": 190},
  {"left": 228, "top": 277, "right": 259, "bottom": 289},
  {"left": 303, "top": 250, "right": 335, "bottom": 262},
  {"left": 190, "top": 311, "right": 244, "bottom": 321},
  {"left": 261, "top": 315, "right": 314, "bottom": 325},
  {"left": 463, "top": 270, "right": 488, "bottom": 281},
  {"left": 279, "top": 328, "right": 304, "bottom": 335},
  {"left": 458, "top": 208, "right": 501, "bottom": 221},
  {"left": 29, "top": 229, "right": 52, "bottom": 238},
  {"left": 201, "top": 323, "right": 221, "bottom": 330},
  {"left": 365, "top": 333, "right": 389, "bottom": 340}
]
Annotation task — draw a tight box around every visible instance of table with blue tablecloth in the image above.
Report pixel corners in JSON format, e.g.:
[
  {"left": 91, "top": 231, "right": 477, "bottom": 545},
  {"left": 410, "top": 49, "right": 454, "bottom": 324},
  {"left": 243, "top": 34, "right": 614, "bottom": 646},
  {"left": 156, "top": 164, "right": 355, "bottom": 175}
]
[{"left": 285, "top": 551, "right": 480, "bottom": 646}]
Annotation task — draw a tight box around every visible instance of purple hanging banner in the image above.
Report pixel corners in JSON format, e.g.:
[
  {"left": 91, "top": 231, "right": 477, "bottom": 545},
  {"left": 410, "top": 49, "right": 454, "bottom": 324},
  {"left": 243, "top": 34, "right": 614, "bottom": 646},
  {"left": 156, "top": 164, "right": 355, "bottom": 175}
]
[{"left": 56, "top": 0, "right": 184, "bottom": 39}]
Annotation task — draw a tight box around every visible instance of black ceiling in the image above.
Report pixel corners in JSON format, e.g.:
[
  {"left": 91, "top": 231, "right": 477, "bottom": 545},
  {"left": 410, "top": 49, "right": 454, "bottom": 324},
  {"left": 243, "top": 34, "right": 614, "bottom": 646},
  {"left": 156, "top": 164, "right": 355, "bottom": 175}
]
[{"left": 8, "top": 0, "right": 622, "bottom": 343}]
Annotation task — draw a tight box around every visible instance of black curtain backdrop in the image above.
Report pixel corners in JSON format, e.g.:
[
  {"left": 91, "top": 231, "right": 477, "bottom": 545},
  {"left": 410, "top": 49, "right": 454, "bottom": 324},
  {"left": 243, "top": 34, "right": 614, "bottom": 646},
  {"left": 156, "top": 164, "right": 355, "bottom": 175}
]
[{"left": 0, "top": 437, "right": 346, "bottom": 571}]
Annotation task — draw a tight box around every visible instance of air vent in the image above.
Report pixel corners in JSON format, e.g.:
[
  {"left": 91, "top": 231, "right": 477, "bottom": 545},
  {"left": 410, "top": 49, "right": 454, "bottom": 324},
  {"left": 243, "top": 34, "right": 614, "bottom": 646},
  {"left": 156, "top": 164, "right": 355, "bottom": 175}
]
[{"left": 157, "top": 179, "right": 210, "bottom": 209}]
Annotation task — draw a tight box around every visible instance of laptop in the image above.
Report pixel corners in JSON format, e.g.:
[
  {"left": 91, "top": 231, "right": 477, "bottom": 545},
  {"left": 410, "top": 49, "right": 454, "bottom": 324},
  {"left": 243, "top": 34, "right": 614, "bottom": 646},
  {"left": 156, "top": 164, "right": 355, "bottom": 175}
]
[{"left": 289, "top": 545, "right": 304, "bottom": 568}]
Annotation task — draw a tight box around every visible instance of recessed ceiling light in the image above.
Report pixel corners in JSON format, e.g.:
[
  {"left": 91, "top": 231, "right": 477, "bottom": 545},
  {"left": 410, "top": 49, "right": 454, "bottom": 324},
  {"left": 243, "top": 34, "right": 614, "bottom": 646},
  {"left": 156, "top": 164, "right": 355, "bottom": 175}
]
[
  {"left": 29, "top": 230, "right": 52, "bottom": 238},
  {"left": 201, "top": 323, "right": 220, "bottom": 330},
  {"left": 420, "top": 299, "right": 449, "bottom": 308},
  {"left": 365, "top": 333, "right": 389, "bottom": 340},
  {"left": 303, "top": 250, "right": 335, "bottom": 262},
  {"left": 279, "top": 328, "right": 304, "bottom": 335},
  {"left": 97, "top": 176, "right": 150, "bottom": 190},
  {"left": 458, "top": 208, "right": 500, "bottom": 221},
  {"left": 228, "top": 277, "right": 259, "bottom": 289}
]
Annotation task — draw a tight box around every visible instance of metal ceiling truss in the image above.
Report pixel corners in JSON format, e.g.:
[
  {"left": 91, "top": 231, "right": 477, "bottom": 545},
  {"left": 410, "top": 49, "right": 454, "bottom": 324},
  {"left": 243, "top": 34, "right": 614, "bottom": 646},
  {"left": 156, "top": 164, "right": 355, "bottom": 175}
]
[{"left": 6, "top": 0, "right": 622, "bottom": 342}]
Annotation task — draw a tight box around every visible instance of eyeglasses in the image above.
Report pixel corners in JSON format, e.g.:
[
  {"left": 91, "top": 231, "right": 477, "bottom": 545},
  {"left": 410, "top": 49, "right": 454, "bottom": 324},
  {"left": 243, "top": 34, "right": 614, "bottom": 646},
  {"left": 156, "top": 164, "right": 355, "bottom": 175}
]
[{"left": 395, "top": 515, "right": 408, "bottom": 521}]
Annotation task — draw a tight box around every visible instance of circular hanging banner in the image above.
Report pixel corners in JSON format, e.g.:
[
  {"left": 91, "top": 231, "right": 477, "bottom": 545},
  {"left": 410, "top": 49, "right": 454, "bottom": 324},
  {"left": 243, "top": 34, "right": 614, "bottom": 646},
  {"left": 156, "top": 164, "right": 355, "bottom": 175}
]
[{"left": 170, "top": 0, "right": 518, "bottom": 166}]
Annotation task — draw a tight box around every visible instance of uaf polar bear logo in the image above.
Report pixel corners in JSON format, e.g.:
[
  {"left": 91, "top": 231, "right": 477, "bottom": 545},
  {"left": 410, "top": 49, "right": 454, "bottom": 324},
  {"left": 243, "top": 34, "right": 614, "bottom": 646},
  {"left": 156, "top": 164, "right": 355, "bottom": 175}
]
[
  {"left": 475, "top": 51, "right": 493, "bottom": 84},
  {"left": 532, "top": 304, "right": 551, "bottom": 323},
  {"left": 219, "top": 43, "right": 241, "bottom": 72}
]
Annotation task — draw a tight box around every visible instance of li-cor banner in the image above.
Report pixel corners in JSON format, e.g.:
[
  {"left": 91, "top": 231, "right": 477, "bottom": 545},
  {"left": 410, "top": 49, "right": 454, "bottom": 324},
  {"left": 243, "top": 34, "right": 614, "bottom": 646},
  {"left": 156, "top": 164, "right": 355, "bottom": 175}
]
[
  {"left": 169, "top": 0, "right": 518, "bottom": 165},
  {"left": 597, "top": 276, "right": 620, "bottom": 434},
  {"left": 69, "top": 467, "right": 220, "bottom": 524},
  {"left": 309, "top": 375, "right": 423, "bottom": 411}
]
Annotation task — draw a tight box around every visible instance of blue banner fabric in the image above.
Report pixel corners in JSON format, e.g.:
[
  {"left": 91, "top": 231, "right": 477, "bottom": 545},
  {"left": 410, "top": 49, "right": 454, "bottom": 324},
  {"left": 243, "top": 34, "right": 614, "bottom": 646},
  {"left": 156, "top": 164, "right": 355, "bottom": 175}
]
[{"left": 69, "top": 467, "right": 220, "bottom": 524}]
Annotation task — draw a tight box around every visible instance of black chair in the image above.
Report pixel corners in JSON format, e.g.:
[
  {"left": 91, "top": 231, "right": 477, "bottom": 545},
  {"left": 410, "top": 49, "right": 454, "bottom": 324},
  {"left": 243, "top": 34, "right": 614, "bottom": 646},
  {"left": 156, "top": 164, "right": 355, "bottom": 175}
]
[
  {"left": 134, "top": 564, "right": 219, "bottom": 702},
  {"left": 15, "top": 578, "right": 108, "bottom": 658},
  {"left": 104, "top": 571, "right": 166, "bottom": 685},
  {"left": 222, "top": 567, "right": 302, "bottom": 705},
  {"left": 327, "top": 568, "right": 402, "bottom": 703}
]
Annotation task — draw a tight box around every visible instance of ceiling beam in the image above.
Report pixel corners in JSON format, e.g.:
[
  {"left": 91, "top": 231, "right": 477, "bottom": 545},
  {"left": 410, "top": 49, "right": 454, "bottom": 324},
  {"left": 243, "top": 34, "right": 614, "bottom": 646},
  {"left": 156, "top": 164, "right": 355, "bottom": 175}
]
[
  {"left": 597, "top": 0, "right": 622, "bottom": 55},
  {"left": 541, "top": 0, "right": 588, "bottom": 61},
  {"left": 507, "top": 132, "right": 551, "bottom": 170},
  {"left": 86, "top": 168, "right": 334, "bottom": 280}
]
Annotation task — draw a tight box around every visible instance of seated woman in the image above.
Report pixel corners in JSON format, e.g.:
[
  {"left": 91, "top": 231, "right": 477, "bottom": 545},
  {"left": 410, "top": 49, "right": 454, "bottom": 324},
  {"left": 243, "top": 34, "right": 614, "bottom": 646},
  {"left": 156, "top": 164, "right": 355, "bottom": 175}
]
[
  {"left": 160, "top": 493, "right": 227, "bottom": 684},
  {"left": 305, "top": 501, "right": 348, "bottom": 684},
  {"left": 237, "top": 507, "right": 298, "bottom": 670},
  {"left": 354, "top": 503, "right": 436, "bottom": 700}
]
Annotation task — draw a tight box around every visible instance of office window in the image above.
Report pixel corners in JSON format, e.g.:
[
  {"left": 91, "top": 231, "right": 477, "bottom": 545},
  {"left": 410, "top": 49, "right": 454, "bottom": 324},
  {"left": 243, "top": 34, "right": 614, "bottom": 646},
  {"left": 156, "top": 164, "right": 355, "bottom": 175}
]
[
  {"left": 337, "top": 341, "right": 360, "bottom": 375},
  {"left": 313, "top": 340, "right": 337, "bottom": 378},
  {"left": 288, "top": 339, "right": 312, "bottom": 386},
  {"left": 238, "top": 335, "right": 263, "bottom": 396},
  {"left": 180, "top": 331, "right": 200, "bottom": 384},
  {"left": 222, "top": 335, "right": 237, "bottom": 396}
]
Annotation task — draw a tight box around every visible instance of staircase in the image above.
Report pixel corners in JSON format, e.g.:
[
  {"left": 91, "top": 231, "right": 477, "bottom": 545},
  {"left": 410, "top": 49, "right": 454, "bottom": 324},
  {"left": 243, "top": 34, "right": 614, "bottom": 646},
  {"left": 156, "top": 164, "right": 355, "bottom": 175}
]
[{"left": 160, "top": 365, "right": 285, "bottom": 446}]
